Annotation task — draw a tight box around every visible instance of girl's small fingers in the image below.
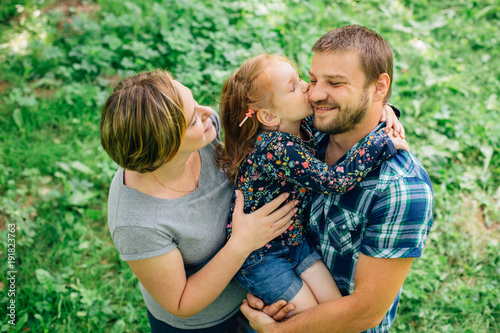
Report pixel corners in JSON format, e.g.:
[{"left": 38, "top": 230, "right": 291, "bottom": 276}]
[{"left": 385, "top": 117, "right": 393, "bottom": 132}]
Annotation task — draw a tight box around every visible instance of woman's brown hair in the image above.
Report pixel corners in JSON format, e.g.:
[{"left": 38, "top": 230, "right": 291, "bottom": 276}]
[
  {"left": 215, "top": 54, "right": 295, "bottom": 184},
  {"left": 100, "top": 69, "right": 186, "bottom": 173}
]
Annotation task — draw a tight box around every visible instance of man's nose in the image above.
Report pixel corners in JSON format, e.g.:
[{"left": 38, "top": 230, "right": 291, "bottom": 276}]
[{"left": 308, "top": 83, "right": 328, "bottom": 103}]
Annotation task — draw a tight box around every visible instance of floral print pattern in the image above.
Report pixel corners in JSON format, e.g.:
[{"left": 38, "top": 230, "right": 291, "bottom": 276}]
[{"left": 227, "top": 119, "right": 396, "bottom": 248}]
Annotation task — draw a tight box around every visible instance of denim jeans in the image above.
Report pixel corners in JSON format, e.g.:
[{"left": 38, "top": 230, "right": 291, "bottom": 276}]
[{"left": 235, "top": 240, "right": 321, "bottom": 305}]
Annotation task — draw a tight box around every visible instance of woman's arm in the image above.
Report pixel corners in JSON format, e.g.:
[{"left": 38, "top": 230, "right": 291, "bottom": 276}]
[{"left": 127, "top": 192, "right": 298, "bottom": 318}]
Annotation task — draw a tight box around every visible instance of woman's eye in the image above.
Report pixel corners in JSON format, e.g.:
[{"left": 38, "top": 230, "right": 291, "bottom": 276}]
[{"left": 191, "top": 114, "right": 197, "bottom": 126}]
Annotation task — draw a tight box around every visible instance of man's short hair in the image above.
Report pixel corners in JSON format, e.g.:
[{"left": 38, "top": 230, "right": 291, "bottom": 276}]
[{"left": 312, "top": 25, "right": 393, "bottom": 103}]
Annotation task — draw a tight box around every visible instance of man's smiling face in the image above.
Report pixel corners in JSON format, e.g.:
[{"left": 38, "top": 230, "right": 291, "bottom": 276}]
[{"left": 308, "top": 51, "right": 373, "bottom": 135}]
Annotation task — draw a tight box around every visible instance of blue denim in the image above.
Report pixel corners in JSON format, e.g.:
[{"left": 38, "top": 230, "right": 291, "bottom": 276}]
[{"left": 235, "top": 240, "right": 321, "bottom": 305}]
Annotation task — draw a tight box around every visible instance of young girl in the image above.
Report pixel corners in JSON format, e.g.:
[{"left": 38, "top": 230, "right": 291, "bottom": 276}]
[{"left": 215, "top": 54, "right": 408, "bottom": 317}]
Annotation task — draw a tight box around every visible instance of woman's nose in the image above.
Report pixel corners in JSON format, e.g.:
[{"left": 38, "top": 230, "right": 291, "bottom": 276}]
[{"left": 199, "top": 105, "right": 214, "bottom": 120}]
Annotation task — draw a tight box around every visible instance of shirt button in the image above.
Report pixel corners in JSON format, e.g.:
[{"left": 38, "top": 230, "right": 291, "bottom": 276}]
[{"left": 342, "top": 225, "right": 347, "bottom": 230}]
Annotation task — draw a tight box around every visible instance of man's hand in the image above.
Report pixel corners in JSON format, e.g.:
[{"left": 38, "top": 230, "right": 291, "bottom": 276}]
[
  {"left": 245, "top": 292, "right": 296, "bottom": 321},
  {"left": 241, "top": 299, "right": 278, "bottom": 332}
]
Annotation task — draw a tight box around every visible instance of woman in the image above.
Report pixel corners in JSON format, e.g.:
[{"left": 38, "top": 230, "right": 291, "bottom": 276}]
[{"left": 100, "top": 69, "right": 297, "bottom": 332}]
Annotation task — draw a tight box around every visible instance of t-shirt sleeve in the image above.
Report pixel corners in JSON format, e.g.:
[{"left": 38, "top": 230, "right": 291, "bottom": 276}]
[
  {"left": 112, "top": 226, "right": 177, "bottom": 261},
  {"left": 360, "top": 175, "right": 434, "bottom": 258},
  {"left": 211, "top": 111, "right": 222, "bottom": 142}
]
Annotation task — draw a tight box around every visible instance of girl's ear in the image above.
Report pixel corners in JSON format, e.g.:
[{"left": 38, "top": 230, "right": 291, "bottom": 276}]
[{"left": 256, "top": 109, "right": 281, "bottom": 127}]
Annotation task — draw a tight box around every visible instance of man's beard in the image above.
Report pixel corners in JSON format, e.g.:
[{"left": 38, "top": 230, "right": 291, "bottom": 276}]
[{"left": 313, "top": 89, "right": 370, "bottom": 135}]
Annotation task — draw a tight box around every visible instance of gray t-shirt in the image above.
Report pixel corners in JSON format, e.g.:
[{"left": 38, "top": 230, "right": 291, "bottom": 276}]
[{"left": 107, "top": 113, "right": 247, "bottom": 329}]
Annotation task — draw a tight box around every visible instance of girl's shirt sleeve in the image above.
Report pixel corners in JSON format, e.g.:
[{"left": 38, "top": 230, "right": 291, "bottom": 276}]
[{"left": 260, "top": 128, "right": 397, "bottom": 194}]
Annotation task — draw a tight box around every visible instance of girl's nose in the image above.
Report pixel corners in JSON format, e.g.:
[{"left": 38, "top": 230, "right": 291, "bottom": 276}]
[{"left": 301, "top": 81, "right": 310, "bottom": 94}]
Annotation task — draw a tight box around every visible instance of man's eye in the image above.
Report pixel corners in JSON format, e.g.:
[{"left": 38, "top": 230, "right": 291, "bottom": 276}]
[
  {"left": 329, "top": 82, "right": 341, "bottom": 86},
  {"left": 309, "top": 80, "right": 317, "bottom": 84}
]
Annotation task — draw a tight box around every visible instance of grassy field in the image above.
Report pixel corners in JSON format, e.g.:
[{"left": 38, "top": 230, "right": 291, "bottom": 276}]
[{"left": 0, "top": 0, "right": 499, "bottom": 332}]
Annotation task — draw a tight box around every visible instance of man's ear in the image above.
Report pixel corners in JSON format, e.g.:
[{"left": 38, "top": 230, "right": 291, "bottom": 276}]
[
  {"left": 372, "top": 73, "right": 390, "bottom": 102},
  {"left": 256, "top": 109, "right": 281, "bottom": 127}
]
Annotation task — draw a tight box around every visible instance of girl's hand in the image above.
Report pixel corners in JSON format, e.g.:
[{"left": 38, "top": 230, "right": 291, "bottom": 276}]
[
  {"left": 381, "top": 104, "right": 405, "bottom": 139},
  {"left": 387, "top": 128, "right": 410, "bottom": 151},
  {"left": 229, "top": 191, "right": 297, "bottom": 255}
]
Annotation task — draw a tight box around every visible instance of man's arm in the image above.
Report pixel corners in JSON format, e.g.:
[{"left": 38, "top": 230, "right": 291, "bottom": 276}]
[{"left": 241, "top": 253, "right": 414, "bottom": 333}]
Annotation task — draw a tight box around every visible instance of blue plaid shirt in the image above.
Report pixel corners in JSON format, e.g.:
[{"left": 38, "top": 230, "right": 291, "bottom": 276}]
[{"left": 308, "top": 122, "right": 434, "bottom": 333}]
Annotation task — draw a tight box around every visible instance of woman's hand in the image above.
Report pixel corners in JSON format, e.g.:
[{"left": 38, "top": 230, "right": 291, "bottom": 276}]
[
  {"left": 381, "top": 104, "right": 405, "bottom": 139},
  {"left": 229, "top": 191, "right": 297, "bottom": 255}
]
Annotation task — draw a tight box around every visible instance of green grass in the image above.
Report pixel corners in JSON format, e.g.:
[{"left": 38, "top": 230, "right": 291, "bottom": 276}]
[{"left": 0, "top": 0, "right": 499, "bottom": 332}]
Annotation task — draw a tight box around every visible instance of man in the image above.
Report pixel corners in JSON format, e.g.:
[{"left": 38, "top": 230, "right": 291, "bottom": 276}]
[{"left": 241, "top": 25, "right": 434, "bottom": 333}]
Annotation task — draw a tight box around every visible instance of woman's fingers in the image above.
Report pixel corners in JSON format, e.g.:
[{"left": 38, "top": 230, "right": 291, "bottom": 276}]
[
  {"left": 269, "top": 208, "right": 297, "bottom": 238},
  {"left": 267, "top": 198, "right": 297, "bottom": 221},
  {"left": 254, "top": 192, "right": 290, "bottom": 216},
  {"left": 233, "top": 190, "right": 245, "bottom": 215}
]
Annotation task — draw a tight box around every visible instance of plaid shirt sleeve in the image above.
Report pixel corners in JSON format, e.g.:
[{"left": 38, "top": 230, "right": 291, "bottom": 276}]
[{"left": 360, "top": 159, "right": 434, "bottom": 259}]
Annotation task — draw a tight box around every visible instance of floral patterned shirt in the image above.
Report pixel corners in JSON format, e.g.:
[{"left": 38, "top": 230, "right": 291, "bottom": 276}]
[{"left": 227, "top": 119, "right": 396, "bottom": 249}]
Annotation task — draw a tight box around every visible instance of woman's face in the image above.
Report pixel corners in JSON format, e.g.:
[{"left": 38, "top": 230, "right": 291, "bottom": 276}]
[{"left": 174, "top": 80, "right": 217, "bottom": 155}]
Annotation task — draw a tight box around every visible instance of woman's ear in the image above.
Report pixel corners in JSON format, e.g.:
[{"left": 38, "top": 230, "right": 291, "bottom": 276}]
[
  {"left": 256, "top": 109, "right": 281, "bottom": 127},
  {"left": 373, "top": 73, "right": 390, "bottom": 102}
]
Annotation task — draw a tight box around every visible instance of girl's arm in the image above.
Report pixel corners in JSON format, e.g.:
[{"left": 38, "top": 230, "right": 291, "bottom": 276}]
[
  {"left": 381, "top": 104, "right": 405, "bottom": 139},
  {"left": 127, "top": 192, "right": 297, "bottom": 318},
  {"left": 263, "top": 128, "right": 405, "bottom": 194}
]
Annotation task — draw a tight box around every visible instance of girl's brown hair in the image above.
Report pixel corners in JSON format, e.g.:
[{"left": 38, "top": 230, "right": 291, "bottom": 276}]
[
  {"left": 100, "top": 69, "right": 186, "bottom": 173},
  {"left": 215, "top": 54, "right": 294, "bottom": 184}
]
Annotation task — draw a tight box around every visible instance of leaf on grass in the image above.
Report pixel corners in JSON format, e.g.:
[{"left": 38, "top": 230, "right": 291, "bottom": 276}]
[
  {"left": 67, "top": 190, "right": 98, "bottom": 206},
  {"left": 480, "top": 145, "right": 493, "bottom": 173},
  {"left": 35, "top": 269, "right": 54, "bottom": 285},
  {"left": 70, "top": 161, "right": 92, "bottom": 174},
  {"left": 110, "top": 320, "right": 126, "bottom": 333},
  {"left": 12, "top": 108, "right": 24, "bottom": 132}
]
